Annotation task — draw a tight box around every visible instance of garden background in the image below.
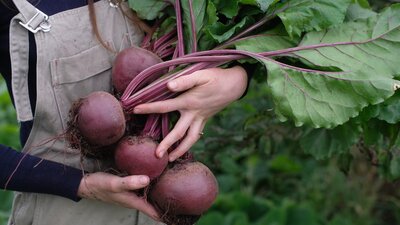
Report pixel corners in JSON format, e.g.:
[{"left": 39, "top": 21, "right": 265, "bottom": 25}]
[{"left": 1, "top": 0, "right": 400, "bottom": 224}]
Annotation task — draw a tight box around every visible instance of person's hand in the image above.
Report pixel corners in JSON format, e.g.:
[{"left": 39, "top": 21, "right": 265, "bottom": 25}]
[
  {"left": 133, "top": 66, "right": 248, "bottom": 161},
  {"left": 77, "top": 172, "right": 159, "bottom": 221}
]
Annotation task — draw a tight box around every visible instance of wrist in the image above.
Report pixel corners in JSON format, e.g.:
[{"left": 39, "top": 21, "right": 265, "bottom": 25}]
[{"left": 77, "top": 174, "right": 91, "bottom": 199}]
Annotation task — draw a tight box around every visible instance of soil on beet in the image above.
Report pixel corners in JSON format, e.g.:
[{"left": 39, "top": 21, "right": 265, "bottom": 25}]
[{"left": 160, "top": 213, "right": 201, "bottom": 225}]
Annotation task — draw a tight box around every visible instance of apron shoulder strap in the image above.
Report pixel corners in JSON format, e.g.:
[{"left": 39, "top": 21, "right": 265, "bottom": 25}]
[
  {"left": 9, "top": 0, "right": 50, "bottom": 122},
  {"left": 12, "top": 0, "right": 51, "bottom": 33}
]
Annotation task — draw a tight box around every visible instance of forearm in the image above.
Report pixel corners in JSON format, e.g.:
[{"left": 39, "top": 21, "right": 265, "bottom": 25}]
[{"left": 0, "top": 144, "right": 83, "bottom": 201}]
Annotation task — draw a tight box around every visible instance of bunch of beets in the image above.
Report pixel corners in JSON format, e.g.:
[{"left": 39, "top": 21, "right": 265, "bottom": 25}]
[
  {"left": 65, "top": 0, "right": 277, "bottom": 223},
  {"left": 66, "top": 45, "right": 218, "bottom": 225}
]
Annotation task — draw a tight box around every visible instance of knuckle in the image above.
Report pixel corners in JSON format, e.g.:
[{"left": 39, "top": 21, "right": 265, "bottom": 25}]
[
  {"left": 186, "top": 133, "right": 199, "bottom": 143},
  {"left": 185, "top": 98, "right": 201, "bottom": 108},
  {"left": 175, "top": 131, "right": 186, "bottom": 140},
  {"left": 108, "top": 180, "right": 120, "bottom": 192},
  {"left": 129, "top": 177, "right": 144, "bottom": 189},
  {"left": 175, "top": 76, "right": 187, "bottom": 85},
  {"left": 162, "top": 105, "right": 173, "bottom": 113}
]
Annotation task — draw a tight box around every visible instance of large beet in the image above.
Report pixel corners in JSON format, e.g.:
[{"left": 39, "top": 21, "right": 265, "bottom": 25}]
[
  {"left": 114, "top": 136, "right": 168, "bottom": 180},
  {"left": 68, "top": 91, "right": 126, "bottom": 149},
  {"left": 149, "top": 161, "right": 218, "bottom": 224},
  {"left": 112, "top": 46, "right": 163, "bottom": 94}
]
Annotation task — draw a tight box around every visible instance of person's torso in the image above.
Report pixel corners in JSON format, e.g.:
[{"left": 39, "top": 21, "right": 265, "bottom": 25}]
[{"left": 7, "top": 1, "right": 161, "bottom": 225}]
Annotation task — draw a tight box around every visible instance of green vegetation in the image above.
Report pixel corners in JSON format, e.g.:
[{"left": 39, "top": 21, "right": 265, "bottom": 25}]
[
  {"left": 0, "top": 76, "right": 19, "bottom": 225},
  {"left": 193, "top": 81, "right": 400, "bottom": 225}
]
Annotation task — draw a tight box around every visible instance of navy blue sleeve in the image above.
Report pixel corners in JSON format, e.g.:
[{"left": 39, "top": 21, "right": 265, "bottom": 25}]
[{"left": 0, "top": 145, "right": 83, "bottom": 201}]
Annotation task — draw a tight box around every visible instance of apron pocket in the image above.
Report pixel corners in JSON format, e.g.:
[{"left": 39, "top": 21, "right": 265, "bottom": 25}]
[{"left": 50, "top": 43, "right": 115, "bottom": 129}]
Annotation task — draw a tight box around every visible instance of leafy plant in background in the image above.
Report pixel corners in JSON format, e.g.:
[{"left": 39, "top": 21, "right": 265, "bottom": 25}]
[
  {"left": 0, "top": 78, "right": 19, "bottom": 150},
  {"left": 0, "top": 76, "right": 19, "bottom": 225},
  {"left": 191, "top": 81, "right": 400, "bottom": 225}
]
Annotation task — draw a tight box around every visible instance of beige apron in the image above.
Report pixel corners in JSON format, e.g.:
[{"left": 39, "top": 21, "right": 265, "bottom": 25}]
[{"left": 8, "top": 0, "right": 162, "bottom": 224}]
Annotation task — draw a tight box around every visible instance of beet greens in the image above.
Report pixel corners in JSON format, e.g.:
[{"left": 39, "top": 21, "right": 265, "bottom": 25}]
[{"left": 126, "top": 0, "right": 400, "bottom": 129}]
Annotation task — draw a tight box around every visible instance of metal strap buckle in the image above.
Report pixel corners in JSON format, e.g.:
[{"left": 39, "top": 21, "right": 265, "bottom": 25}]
[
  {"left": 19, "top": 9, "right": 51, "bottom": 33},
  {"left": 109, "top": 0, "right": 120, "bottom": 8}
]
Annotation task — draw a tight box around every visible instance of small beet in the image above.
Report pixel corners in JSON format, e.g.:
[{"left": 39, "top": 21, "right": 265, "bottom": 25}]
[
  {"left": 67, "top": 91, "right": 126, "bottom": 157},
  {"left": 112, "top": 46, "right": 163, "bottom": 94},
  {"left": 114, "top": 136, "right": 168, "bottom": 180}
]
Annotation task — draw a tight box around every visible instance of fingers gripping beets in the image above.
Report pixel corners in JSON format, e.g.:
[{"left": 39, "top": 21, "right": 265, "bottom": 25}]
[
  {"left": 77, "top": 172, "right": 160, "bottom": 220},
  {"left": 133, "top": 66, "right": 248, "bottom": 162}
]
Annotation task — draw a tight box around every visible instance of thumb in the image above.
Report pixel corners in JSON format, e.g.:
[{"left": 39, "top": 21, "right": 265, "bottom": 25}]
[{"left": 167, "top": 72, "right": 208, "bottom": 92}]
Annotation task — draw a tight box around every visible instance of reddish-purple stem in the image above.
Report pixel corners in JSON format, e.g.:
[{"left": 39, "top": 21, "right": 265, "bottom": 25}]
[
  {"left": 175, "top": 0, "right": 185, "bottom": 57},
  {"left": 153, "top": 29, "right": 177, "bottom": 52},
  {"left": 122, "top": 35, "right": 371, "bottom": 103},
  {"left": 120, "top": 55, "right": 242, "bottom": 101},
  {"left": 169, "top": 46, "right": 180, "bottom": 71},
  {"left": 154, "top": 37, "right": 178, "bottom": 56},
  {"left": 141, "top": 33, "right": 153, "bottom": 50},
  {"left": 142, "top": 114, "right": 161, "bottom": 139},
  {"left": 157, "top": 47, "right": 176, "bottom": 59},
  {"left": 122, "top": 62, "right": 223, "bottom": 110},
  {"left": 122, "top": 36, "right": 369, "bottom": 110},
  {"left": 161, "top": 113, "right": 170, "bottom": 138}
]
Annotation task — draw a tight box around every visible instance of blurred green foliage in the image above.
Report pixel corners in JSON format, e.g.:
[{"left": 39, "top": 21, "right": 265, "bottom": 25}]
[
  {"left": 193, "top": 80, "right": 400, "bottom": 225},
  {"left": 0, "top": 78, "right": 19, "bottom": 150},
  {"left": 0, "top": 76, "right": 19, "bottom": 225}
]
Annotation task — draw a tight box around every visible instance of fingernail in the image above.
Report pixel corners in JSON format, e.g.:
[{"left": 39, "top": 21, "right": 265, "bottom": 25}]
[
  {"left": 139, "top": 176, "right": 149, "bottom": 184},
  {"left": 169, "top": 155, "right": 176, "bottom": 162},
  {"left": 133, "top": 107, "right": 142, "bottom": 114},
  {"left": 168, "top": 81, "right": 177, "bottom": 90}
]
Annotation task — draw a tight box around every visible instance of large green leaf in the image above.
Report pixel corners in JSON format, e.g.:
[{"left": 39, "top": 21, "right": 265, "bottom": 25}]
[
  {"left": 264, "top": 59, "right": 396, "bottom": 127},
  {"left": 234, "top": 26, "right": 299, "bottom": 52},
  {"left": 351, "top": 0, "right": 370, "bottom": 8},
  {"left": 180, "top": 0, "right": 207, "bottom": 53},
  {"left": 259, "top": 5, "right": 400, "bottom": 127},
  {"left": 128, "top": 0, "right": 168, "bottom": 20},
  {"left": 277, "top": 0, "right": 352, "bottom": 37},
  {"left": 295, "top": 5, "right": 400, "bottom": 77},
  {"left": 207, "top": 16, "right": 253, "bottom": 43},
  {"left": 212, "top": 0, "right": 240, "bottom": 18},
  {"left": 345, "top": 3, "right": 377, "bottom": 21},
  {"left": 368, "top": 92, "right": 400, "bottom": 124},
  {"left": 240, "top": 0, "right": 279, "bottom": 12}
]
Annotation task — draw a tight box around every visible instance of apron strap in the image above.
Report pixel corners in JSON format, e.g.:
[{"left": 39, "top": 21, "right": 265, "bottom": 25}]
[
  {"left": 13, "top": 0, "right": 51, "bottom": 33},
  {"left": 9, "top": 0, "right": 51, "bottom": 121}
]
